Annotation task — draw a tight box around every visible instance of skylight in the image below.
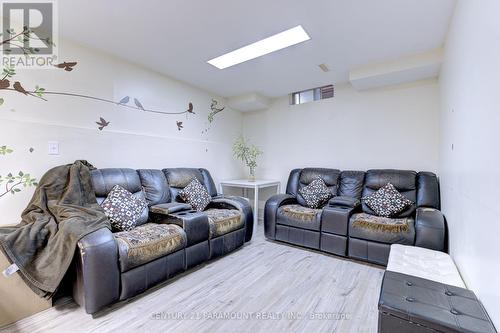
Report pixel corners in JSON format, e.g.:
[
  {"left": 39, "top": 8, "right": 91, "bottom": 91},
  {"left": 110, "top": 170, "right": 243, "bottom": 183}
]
[{"left": 207, "top": 25, "right": 310, "bottom": 69}]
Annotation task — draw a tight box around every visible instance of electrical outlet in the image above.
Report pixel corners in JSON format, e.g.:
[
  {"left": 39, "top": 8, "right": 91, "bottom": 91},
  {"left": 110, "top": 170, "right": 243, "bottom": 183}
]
[{"left": 48, "top": 141, "right": 59, "bottom": 155}]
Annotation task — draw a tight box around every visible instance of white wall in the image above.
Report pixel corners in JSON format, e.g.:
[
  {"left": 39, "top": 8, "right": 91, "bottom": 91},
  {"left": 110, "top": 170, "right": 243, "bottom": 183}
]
[
  {"left": 439, "top": 0, "right": 500, "bottom": 328},
  {"left": 0, "top": 40, "right": 244, "bottom": 226},
  {"left": 242, "top": 80, "right": 440, "bottom": 189}
]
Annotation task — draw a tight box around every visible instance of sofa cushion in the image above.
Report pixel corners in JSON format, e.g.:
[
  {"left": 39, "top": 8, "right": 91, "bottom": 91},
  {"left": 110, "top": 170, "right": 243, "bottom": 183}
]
[
  {"left": 114, "top": 223, "right": 187, "bottom": 272},
  {"left": 349, "top": 213, "right": 415, "bottom": 245},
  {"left": 299, "top": 177, "right": 333, "bottom": 208},
  {"left": 179, "top": 178, "right": 211, "bottom": 211},
  {"left": 163, "top": 168, "right": 218, "bottom": 201},
  {"left": 92, "top": 168, "right": 149, "bottom": 226},
  {"left": 362, "top": 183, "right": 414, "bottom": 217},
  {"left": 137, "top": 169, "right": 171, "bottom": 206},
  {"left": 296, "top": 168, "right": 340, "bottom": 207},
  {"left": 204, "top": 209, "right": 243, "bottom": 238},
  {"left": 362, "top": 170, "right": 416, "bottom": 218},
  {"left": 338, "top": 170, "right": 365, "bottom": 199},
  {"left": 276, "top": 204, "right": 322, "bottom": 231},
  {"left": 101, "top": 185, "right": 147, "bottom": 231}
]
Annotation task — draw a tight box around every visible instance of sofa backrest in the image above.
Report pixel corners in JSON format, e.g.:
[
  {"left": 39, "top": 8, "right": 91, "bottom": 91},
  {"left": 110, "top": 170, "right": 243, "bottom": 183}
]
[
  {"left": 338, "top": 171, "right": 365, "bottom": 199},
  {"left": 285, "top": 168, "right": 341, "bottom": 207},
  {"left": 361, "top": 169, "right": 417, "bottom": 217},
  {"left": 137, "top": 169, "right": 171, "bottom": 206},
  {"left": 285, "top": 168, "right": 440, "bottom": 213},
  {"left": 91, "top": 168, "right": 149, "bottom": 226},
  {"left": 162, "top": 168, "right": 218, "bottom": 202},
  {"left": 416, "top": 172, "right": 440, "bottom": 209}
]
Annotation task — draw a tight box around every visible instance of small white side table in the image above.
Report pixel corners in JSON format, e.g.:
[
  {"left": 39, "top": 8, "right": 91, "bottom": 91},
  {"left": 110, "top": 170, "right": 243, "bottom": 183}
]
[{"left": 219, "top": 179, "right": 281, "bottom": 236}]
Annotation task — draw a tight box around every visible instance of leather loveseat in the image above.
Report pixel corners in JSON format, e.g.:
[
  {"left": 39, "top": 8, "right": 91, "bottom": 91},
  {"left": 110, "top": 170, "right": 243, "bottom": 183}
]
[
  {"left": 264, "top": 168, "right": 444, "bottom": 266},
  {"left": 72, "top": 167, "right": 253, "bottom": 314}
]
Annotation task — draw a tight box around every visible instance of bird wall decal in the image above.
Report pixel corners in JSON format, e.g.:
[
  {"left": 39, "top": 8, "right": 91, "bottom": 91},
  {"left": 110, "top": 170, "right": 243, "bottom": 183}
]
[
  {"left": 0, "top": 79, "right": 9, "bottom": 89},
  {"left": 134, "top": 98, "right": 144, "bottom": 110},
  {"left": 1, "top": 59, "right": 204, "bottom": 134},
  {"left": 13, "top": 81, "right": 27, "bottom": 95},
  {"left": 118, "top": 96, "right": 130, "bottom": 105},
  {"left": 54, "top": 62, "right": 77, "bottom": 71},
  {"left": 96, "top": 117, "right": 110, "bottom": 130}
]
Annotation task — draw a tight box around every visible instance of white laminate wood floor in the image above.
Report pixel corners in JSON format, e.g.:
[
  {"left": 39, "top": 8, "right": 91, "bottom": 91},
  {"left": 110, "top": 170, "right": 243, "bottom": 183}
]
[{"left": 0, "top": 225, "right": 384, "bottom": 333}]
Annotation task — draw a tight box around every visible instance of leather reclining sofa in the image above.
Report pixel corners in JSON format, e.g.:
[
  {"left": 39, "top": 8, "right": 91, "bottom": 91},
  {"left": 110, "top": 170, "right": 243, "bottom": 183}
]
[
  {"left": 264, "top": 168, "right": 444, "bottom": 266},
  {"left": 72, "top": 167, "right": 253, "bottom": 314}
]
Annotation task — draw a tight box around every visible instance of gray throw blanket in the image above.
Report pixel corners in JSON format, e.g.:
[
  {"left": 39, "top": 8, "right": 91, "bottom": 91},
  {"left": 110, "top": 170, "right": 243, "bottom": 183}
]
[{"left": 0, "top": 160, "right": 110, "bottom": 298}]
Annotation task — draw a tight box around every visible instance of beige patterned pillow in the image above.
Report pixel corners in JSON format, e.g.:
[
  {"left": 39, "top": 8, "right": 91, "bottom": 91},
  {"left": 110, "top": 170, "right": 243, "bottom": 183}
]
[
  {"left": 299, "top": 177, "right": 333, "bottom": 208},
  {"left": 179, "top": 178, "right": 211, "bottom": 211}
]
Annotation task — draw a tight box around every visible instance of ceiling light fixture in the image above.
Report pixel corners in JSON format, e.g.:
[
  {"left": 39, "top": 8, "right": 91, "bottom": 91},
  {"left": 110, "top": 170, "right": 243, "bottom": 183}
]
[{"left": 207, "top": 25, "right": 311, "bottom": 69}]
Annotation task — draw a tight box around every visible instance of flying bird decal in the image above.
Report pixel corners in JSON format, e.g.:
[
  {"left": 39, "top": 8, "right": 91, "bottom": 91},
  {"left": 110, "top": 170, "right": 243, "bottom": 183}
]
[
  {"left": 176, "top": 121, "right": 183, "bottom": 131},
  {"left": 96, "top": 117, "right": 110, "bottom": 130},
  {"left": 54, "top": 62, "right": 77, "bottom": 71}
]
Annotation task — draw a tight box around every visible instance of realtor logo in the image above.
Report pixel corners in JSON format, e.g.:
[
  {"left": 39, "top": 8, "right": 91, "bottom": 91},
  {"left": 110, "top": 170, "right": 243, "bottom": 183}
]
[{"left": 1, "top": 0, "right": 58, "bottom": 68}]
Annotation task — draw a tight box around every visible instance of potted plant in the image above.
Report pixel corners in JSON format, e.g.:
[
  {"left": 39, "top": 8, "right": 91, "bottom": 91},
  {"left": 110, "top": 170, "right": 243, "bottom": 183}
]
[{"left": 232, "top": 136, "right": 262, "bottom": 181}]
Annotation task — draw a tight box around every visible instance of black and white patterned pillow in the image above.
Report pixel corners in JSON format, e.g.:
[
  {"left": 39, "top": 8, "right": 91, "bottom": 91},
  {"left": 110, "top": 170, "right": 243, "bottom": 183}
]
[
  {"left": 299, "top": 177, "right": 333, "bottom": 208},
  {"left": 100, "top": 185, "right": 147, "bottom": 231},
  {"left": 179, "top": 178, "right": 211, "bottom": 211},
  {"left": 362, "top": 182, "right": 414, "bottom": 217}
]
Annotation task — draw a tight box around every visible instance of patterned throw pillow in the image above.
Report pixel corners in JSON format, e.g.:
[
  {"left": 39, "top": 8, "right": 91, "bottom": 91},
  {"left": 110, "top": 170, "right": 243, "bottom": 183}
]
[
  {"left": 362, "top": 182, "right": 414, "bottom": 217},
  {"left": 100, "top": 185, "right": 147, "bottom": 231},
  {"left": 299, "top": 177, "right": 333, "bottom": 208},
  {"left": 179, "top": 178, "right": 212, "bottom": 211}
]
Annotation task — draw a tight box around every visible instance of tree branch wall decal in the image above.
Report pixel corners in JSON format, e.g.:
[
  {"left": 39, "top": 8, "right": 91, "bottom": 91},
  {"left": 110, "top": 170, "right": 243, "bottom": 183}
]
[
  {"left": 0, "top": 146, "right": 38, "bottom": 199},
  {"left": 0, "top": 63, "right": 195, "bottom": 131}
]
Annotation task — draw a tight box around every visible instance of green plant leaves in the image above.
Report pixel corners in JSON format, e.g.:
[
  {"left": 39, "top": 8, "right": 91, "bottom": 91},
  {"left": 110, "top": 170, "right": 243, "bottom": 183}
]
[
  {"left": 0, "top": 145, "right": 14, "bottom": 155},
  {"left": 232, "top": 136, "right": 262, "bottom": 169},
  {"left": 2, "top": 65, "right": 15, "bottom": 78},
  {"left": 0, "top": 145, "right": 38, "bottom": 197},
  {"left": 34, "top": 85, "right": 45, "bottom": 97}
]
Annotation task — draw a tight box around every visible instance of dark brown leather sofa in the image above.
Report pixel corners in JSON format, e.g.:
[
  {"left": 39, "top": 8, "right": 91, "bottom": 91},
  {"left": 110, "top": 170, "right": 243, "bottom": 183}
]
[
  {"left": 72, "top": 167, "right": 253, "bottom": 314},
  {"left": 264, "top": 168, "right": 444, "bottom": 266}
]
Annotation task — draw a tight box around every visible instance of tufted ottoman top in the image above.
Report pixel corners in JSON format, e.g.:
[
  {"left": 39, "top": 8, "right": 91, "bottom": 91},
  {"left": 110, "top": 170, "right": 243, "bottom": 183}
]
[
  {"left": 379, "top": 271, "right": 497, "bottom": 333},
  {"left": 387, "top": 244, "right": 466, "bottom": 288}
]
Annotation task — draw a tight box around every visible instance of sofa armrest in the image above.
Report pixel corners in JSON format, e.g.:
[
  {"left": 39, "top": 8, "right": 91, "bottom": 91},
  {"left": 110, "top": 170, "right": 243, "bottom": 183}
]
[
  {"left": 150, "top": 202, "right": 192, "bottom": 215},
  {"left": 264, "top": 194, "right": 297, "bottom": 240},
  {"left": 208, "top": 196, "right": 253, "bottom": 242},
  {"left": 415, "top": 208, "right": 445, "bottom": 251},
  {"left": 73, "top": 228, "right": 120, "bottom": 314},
  {"left": 328, "top": 196, "right": 360, "bottom": 209}
]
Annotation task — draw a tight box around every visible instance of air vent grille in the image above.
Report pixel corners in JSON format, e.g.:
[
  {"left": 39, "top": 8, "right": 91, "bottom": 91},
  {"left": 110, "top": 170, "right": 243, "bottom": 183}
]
[{"left": 290, "top": 84, "right": 334, "bottom": 105}]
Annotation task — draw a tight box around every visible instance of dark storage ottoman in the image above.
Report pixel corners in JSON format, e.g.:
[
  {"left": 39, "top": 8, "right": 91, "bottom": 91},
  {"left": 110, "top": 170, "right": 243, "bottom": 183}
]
[{"left": 378, "top": 271, "right": 497, "bottom": 333}]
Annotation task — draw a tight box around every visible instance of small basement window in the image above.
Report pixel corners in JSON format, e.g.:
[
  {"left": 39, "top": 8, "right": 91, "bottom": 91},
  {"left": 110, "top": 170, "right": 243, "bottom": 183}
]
[{"left": 290, "top": 84, "right": 334, "bottom": 105}]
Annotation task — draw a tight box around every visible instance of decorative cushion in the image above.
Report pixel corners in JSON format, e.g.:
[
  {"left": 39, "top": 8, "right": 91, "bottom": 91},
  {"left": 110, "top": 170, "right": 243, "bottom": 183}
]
[
  {"left": 114, "top": 223, "right": 187, "bottom": 272},
  {"left": 179, "top": 178, "right": 212, "bottom": 211},
  {"left": 362, "top": 183, "right": 413, "bottom": 217},
  {"left": 204, "top": 209, "right": 243, "bottom": 238},
  {"left": 298, "top": 177, "right": 333, "bottom": 208},
  {"left": 349, "top": 213, "right": 415, "bottom": 245},
  {"left": 101, "top": 185, "right": 147, "bottom": 231}
]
